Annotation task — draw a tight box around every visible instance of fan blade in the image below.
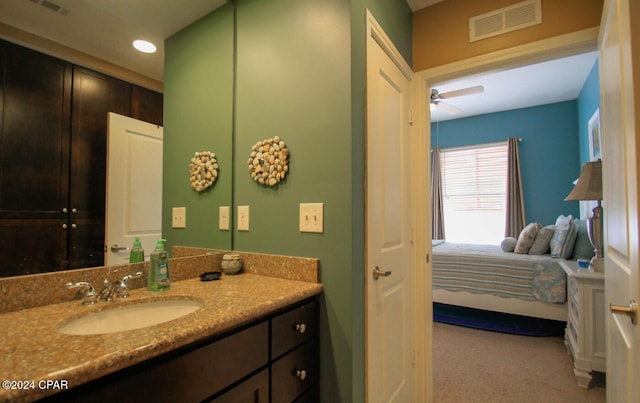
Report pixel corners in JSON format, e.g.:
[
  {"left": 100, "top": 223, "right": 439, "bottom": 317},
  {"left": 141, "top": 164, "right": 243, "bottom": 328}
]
[
  {"left": 435, "top": 101, "right": 460, "bottom": 115},
  {"left": 438, "top": 85, "right": 484, "bottom": 100}
]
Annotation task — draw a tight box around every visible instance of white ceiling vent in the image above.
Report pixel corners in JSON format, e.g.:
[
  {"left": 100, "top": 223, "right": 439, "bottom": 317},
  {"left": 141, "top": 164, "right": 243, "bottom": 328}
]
[
  {"left": 27, "top": 0, "right": 70, "bottom": 16},
  {"left": 469, "top": 0, "right": 541, "bottom": 42}
]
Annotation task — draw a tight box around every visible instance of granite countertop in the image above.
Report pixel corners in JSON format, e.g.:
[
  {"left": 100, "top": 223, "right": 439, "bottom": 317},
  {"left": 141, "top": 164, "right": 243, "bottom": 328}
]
[{"left": 0, "top": 273, "right": 323, "bottom": 402}]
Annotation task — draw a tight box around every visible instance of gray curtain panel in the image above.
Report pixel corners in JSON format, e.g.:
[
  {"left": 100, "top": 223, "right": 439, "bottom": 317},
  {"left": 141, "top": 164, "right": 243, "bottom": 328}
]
[{"left": 505, "top": 137, "right": 526, "bottom": 238}]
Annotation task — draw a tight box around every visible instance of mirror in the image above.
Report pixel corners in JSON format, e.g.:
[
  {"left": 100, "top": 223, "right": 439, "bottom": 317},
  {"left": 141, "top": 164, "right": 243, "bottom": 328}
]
[{"left": 0, "top": 4, "right": 234, "bottom": 277}]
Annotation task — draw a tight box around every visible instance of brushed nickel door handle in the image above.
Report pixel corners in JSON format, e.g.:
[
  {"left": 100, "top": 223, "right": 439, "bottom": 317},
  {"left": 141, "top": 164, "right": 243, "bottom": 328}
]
[{"left": 610, "top": 300, "right": 638, "bottom": 325}]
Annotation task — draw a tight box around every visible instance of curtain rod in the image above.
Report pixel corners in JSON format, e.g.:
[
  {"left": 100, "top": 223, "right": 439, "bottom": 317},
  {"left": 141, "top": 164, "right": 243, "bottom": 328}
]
[{"left": 431, "top": 137, "right": 522, "bottom": 152}]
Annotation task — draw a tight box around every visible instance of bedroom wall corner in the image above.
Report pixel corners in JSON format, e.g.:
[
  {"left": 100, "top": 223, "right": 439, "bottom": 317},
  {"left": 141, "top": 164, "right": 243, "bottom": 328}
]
[
  {"left": 430, "top": 101, "right": 580, "bottom": 227},
  {"left": 577, "top": 59, "right": 601, "bottom": 165}
]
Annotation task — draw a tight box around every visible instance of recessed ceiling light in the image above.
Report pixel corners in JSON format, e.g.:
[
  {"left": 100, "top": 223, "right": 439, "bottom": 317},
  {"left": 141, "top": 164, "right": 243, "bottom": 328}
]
[{"left": 133, "top": 40, "right": 157, "bottom": 54}]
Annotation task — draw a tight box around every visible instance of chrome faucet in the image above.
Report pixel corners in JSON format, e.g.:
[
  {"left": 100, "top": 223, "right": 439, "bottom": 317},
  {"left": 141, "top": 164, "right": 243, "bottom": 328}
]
[
  {"left": 66, "top": 281, "right": 99, "bottom": 305},
  {"left": 99, "top": 279, "right": 118, "bottom": 302},
  {"left": 99, "top": 271, "right": 143, "bottom": 301},
  {"left": 67, "top": 271, "right": 142, "bottom": 305},
  {"left": 115, "top": 271, "right": 143, "bottom": 299}
]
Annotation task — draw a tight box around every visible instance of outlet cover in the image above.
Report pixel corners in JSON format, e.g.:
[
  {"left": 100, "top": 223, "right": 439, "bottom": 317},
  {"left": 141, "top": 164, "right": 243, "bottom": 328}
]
[
  {"left": 219, "top": 206, "right": 230, "bottom": 230},
  {"left": 237, "top": 205, "right": 250, "bottom": 231},
  {"left": 172, "top": 207, "right": 186, "bottom": 228},
  {"left": 299, "top": 203, "right": 323, "bottom": 233}
]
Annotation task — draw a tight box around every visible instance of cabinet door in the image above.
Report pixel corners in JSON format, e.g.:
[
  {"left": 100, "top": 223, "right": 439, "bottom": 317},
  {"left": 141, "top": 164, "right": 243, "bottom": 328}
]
[
  {"left": 69, "top": 67, "right": 131, "bottom": 268},
  {"left": 0, "top": 41, "right": 71, "bottom": 217},
  {"left": 209, "top": 369, "right": 269, "bottom": 403},
  {"left": 0, "top": 219, "right": 67, "bottom": 276},
  {"left": 0, "top": 41, "right": 72, "bottom": 276},
  {"left": 132, "top": 85, "right": 163, "bottom": 126}
]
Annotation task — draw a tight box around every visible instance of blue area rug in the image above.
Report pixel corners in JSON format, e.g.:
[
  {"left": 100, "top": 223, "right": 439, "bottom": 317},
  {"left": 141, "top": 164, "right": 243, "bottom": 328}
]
[{"left": 433, "top": 303, "right": 566, "bottom": 337}]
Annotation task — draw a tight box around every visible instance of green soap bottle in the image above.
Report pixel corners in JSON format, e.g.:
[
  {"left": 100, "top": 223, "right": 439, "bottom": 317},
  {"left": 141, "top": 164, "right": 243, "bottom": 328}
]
[
  {"left": 129, "top": 237, "right": 145, "bottom": 263},
  {"left": 148, "top": 239, "right": 170, "bottom": 291}
]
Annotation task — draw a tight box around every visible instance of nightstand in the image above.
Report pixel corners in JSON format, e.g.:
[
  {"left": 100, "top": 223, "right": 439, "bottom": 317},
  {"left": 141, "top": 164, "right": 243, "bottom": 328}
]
[{"left": 560, "top": 260, "right": 606, "bottom": 388}]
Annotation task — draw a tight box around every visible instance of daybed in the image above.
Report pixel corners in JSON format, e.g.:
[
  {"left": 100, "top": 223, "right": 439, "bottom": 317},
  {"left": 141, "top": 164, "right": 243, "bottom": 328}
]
[{"left": 432, "top": 215, "right": 594, "bottom": 322}]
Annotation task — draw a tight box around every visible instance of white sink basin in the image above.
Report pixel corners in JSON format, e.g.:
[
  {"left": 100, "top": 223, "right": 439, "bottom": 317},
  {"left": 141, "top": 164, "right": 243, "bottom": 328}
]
[{"left": 58, "top": 298, "right": 204, "bottom": 335}]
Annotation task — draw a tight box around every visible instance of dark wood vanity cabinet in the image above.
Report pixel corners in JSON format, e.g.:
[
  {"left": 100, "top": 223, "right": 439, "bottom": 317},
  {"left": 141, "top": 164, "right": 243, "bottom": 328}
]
[
  {"left": 271, "top": 300, "right": 319, "bottom": 402},
  {"left": 0, "top": 40, "right": 163, "bottom": 276},
  {"left": 44, "top": 298, "right": 319, "bottom": 403}
]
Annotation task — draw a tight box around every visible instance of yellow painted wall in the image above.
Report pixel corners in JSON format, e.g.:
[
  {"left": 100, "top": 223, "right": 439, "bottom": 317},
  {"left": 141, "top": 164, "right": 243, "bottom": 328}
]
[{"left": 413, "top": 0, "right": 603, "bottom": 71}]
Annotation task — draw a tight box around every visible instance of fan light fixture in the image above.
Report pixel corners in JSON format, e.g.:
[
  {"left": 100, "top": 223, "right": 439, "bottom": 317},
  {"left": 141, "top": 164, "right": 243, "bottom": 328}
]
[
  {"left": 430, "top": 85, "right": 484, "bottom": 116},
  {"left": 133, "top": 40, "right": 157, "bottom": 54}
]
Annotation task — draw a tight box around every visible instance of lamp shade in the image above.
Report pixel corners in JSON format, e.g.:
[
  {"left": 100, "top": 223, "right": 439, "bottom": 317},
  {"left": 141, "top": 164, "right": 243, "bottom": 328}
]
[{"left": 565, "top": 160, "right": 602, "bottom": 201}]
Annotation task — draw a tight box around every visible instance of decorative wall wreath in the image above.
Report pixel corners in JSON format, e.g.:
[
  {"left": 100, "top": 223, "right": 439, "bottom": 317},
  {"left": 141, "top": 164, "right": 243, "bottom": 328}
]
[
  {"left": 189, "top": 151, "right": 218, "bottom": 192},
  {"left": 247, "top": 136, "right": 289, "bottom": 187}
]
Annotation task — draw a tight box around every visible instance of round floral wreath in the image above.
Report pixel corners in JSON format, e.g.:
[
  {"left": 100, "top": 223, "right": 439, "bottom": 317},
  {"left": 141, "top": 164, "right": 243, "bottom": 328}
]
[
  {"left": 189, "top": 151, "right": 218, "bottom": 192},
  {"left": 247, "top": 136, "right": 289, "bottom": 186}
]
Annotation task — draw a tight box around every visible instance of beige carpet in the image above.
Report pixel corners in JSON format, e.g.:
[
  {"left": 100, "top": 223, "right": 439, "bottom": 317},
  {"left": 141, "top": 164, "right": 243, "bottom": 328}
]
[{"left": 433, "top": 321, "right": 606, "bottom": 402}]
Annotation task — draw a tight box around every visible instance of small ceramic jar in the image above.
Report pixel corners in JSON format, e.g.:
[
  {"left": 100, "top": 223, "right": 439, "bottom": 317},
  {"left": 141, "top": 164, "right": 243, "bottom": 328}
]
[{"left": 221, "top": 252, "right": 243, "bottom": 275}]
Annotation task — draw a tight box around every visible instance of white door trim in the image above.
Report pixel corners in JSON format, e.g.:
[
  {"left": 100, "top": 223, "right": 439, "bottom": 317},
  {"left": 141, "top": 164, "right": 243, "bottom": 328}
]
[{"left": 364, "top": 10, "right": 429, "bottom": 403}]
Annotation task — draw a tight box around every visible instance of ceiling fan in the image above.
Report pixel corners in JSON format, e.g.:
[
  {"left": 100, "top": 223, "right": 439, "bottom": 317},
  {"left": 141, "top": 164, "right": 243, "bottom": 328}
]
[{"left": 430, "top": 85, "right": 484, "bottom": 115}]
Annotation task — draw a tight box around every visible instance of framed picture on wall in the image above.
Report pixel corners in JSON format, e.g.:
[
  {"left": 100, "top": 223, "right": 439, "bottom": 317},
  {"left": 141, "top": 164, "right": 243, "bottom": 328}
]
[{"left": 588, "top": 109, "right": 602, "bottom": 161}]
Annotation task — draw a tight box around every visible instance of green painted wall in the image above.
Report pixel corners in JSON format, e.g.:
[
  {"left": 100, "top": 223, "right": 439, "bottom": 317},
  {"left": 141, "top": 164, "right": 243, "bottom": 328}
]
[
  {"left": 163, "top": 5, "right": 234, "bottom": 252},
  {"left": 163, "top": 1, "right": 411, "bottom": 401}
]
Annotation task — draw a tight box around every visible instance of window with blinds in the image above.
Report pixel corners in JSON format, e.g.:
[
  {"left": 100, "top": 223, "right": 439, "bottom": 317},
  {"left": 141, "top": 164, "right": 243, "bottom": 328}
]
[{"left": 440, "top": 141, "right": 508, "bottom": 244}]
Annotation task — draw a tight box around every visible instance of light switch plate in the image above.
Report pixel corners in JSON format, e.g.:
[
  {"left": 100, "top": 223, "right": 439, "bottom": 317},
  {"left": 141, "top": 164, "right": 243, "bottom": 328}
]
[
  {"left": 219, "top": 206, "right": 230, "bottom": 230},
  {"left": 237, "top": 205, "right": 250, "bottom": 231},
  {"left": 299, "top": 203, "right": 323, "bottom": 233},
  {"left": 172, "top": 207, "right": 186, "bottom": 228}
]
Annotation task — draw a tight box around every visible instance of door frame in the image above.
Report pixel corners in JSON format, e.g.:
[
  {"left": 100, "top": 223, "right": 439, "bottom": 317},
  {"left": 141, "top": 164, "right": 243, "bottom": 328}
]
[
  {"left": 364, "top": 10, "right": 429, "bottom": 402},
  {"left": 411, "top": 27, "right": 599, "bottom": 400}
]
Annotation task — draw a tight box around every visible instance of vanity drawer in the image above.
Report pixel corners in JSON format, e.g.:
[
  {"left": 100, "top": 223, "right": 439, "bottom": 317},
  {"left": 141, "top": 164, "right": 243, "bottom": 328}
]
[
  {"left": 271, "top": 299, "right": 318, "bottom": 359},
  {"left": 271, "top": 339, "right": 319, "bottom": 403}
]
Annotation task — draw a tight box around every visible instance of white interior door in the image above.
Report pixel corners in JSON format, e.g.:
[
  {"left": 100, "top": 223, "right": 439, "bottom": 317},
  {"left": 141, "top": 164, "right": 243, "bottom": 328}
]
[
  {"left": 105, "top": 112, "right": 163, "bottom": 265},
  {"left": 599, "top": 0, "right": 640, "bottom": 401},
  {"left": 365, "top": 13, "right": 415, "bottom": 403}
]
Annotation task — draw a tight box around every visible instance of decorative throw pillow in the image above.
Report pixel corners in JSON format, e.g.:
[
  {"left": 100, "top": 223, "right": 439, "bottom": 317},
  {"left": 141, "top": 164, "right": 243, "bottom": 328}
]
[
  {"left": 549, "top": 214, "right": 577, "bottom": 257},
  {"left": 529, "top": 225, "right": 556, "bottom": 255},
  {"left": 501, "top": 237, "right": 517, "bottom": 252},
  {"left": 514, "top": 223, "right": 541, "bottom": 254},
  {"left": 559, "top": 219, "right": 580, "bottom": 258},
  {"left": 572, "top": 219, "right": 595, "bottom": 260}
]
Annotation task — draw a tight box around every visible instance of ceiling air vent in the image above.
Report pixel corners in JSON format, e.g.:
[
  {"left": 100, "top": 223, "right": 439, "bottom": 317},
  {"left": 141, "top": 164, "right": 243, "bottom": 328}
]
[
  {"left": 27, "top": 0, "right": 70, "bottom": 16},
  {"left": 469, "top": 0, "right": 541, "bottom": 42}
]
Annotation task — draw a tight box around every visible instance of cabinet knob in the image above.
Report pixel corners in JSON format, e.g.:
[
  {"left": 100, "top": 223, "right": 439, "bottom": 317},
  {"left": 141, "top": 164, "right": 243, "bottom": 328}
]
[
  {"left": 295, "top": 323, "right": 306, "bottom": 334},
  {"left": 295, "top": 369, "right": 307, "bottom": 381},
  {"left": 62, "top": 223, "right": 68, "bottom": 229},
  {"left": 71, "top": 208, "right": 78, "bottom": 214},
  {"left": 62, "top": 208, "right": 68, "bottom": 213},
  {"left": 71, "top": 223, "right": 77, "bottom": 229}
]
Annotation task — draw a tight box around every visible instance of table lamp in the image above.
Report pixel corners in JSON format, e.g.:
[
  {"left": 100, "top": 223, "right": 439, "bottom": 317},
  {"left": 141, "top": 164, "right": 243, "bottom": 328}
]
[{"left": 565, "top": 160, "right": 603, "bottom": 271}]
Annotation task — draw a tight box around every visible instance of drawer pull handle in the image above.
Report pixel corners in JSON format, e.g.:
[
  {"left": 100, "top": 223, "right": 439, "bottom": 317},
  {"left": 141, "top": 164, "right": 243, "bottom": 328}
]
[
  {"left": 296, "top": 323, "right": 306, "bottom": 334},
  {"left": 296, "top": 370, "right": 307, "bottom": 381}
]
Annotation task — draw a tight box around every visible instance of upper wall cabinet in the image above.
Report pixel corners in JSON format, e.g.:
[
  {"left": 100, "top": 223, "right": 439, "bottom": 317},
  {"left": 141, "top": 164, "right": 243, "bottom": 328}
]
[{"left": 0, "top": 40, "right": 163, "bottom": 277}]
